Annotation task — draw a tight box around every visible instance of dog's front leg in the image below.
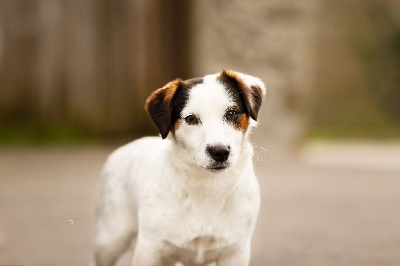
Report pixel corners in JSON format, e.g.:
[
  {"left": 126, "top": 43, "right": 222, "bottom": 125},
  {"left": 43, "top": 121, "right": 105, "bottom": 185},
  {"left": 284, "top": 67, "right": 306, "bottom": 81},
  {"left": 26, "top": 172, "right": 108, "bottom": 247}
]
[
  {"left": 216, "top": 241, "right": 251, "bottom": 266},
  {"left": 132, "top": 237, "right": 173, "bottom": 266}
]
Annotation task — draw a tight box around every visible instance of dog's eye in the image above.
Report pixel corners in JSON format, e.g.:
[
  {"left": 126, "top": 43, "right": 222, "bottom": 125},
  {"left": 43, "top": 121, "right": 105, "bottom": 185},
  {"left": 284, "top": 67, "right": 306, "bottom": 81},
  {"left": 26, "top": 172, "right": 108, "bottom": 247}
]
[
  {"left": 184, "top": 114, "right": 199, "bottom": 125},
  {"left": 225, "top": 110, "right": 239, "bottom": 121}
]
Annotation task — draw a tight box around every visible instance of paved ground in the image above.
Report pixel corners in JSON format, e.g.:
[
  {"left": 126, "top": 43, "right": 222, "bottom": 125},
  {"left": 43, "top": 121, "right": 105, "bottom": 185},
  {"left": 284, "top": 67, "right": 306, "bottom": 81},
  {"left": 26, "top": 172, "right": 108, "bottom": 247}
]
[{"left": 1, "top": 142, "right": 399, "bottom": 266}]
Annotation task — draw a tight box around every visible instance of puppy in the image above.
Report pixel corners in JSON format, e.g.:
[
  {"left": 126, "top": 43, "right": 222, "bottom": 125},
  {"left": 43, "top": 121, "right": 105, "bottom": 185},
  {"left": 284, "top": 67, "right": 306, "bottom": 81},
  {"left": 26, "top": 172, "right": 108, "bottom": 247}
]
[{"left": 94, "top": 70, "right": 266, "bottom": 266}]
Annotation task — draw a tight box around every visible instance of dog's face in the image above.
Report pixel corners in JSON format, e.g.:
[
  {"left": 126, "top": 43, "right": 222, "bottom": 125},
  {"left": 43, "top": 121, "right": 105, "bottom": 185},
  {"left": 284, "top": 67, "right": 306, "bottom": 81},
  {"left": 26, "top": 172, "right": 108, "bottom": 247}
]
[{"left": 146, "top": 70, "right": 266, "bottom": 173}]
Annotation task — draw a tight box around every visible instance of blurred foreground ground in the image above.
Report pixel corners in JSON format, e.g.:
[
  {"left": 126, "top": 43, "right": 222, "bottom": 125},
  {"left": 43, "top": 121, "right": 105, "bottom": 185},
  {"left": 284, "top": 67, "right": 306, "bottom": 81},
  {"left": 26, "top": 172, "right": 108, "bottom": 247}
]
[{"left": 1, "top": 142, "right": 399, "bottom": 266}]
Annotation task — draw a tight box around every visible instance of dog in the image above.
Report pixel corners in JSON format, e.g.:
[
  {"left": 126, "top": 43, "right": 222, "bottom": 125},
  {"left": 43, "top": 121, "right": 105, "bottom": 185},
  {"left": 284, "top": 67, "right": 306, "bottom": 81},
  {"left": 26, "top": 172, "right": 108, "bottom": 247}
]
[{"left": 94, "top": 70, "right": 266, "bottom": 266}]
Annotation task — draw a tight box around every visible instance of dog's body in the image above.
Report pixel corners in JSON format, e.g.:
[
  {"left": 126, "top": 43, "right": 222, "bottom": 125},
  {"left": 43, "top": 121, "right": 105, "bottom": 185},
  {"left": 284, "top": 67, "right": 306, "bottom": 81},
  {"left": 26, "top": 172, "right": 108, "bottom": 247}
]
[{"left": 94, "top": 71, "right": 266, "bottom": 266}]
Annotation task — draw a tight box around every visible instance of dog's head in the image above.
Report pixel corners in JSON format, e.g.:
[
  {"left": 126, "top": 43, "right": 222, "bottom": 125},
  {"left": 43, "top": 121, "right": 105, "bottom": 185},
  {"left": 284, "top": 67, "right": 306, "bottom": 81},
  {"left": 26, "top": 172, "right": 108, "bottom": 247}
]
[{"left": 145, "top": 70, "right": 266, "bottom": 173}]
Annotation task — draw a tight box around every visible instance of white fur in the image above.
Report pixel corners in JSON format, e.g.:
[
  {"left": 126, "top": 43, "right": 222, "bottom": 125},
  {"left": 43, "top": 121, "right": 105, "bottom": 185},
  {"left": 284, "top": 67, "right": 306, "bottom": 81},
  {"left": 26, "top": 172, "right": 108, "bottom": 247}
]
[
  {"left": 94, "top": 72, "right": 265, "bottom": 266},
  {"left": 174, "top": 75, "right": 243, "bottom": 171}
]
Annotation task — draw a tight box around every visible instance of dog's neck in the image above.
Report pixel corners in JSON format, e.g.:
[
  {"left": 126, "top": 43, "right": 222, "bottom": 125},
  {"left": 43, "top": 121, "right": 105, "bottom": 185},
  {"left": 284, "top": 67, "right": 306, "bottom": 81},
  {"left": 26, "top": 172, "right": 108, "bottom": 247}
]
[{"left": 165, "top": 138, "right": 254, "bottom": 199}]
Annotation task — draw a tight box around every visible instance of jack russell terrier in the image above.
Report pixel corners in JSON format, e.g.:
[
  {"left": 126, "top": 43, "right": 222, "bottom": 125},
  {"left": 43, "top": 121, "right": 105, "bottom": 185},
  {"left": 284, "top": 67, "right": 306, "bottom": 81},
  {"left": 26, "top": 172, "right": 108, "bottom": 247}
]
[{"left": 94, "top": 70, "right": 266, "bottom": 266}]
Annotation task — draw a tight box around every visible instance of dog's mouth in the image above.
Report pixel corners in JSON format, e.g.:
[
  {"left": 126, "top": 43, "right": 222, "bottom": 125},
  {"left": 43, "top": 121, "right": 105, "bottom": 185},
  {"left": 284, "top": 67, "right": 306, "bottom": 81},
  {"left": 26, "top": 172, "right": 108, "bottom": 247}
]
[{"left": 208, "top": 164, "right": 229, "bottom": 172}]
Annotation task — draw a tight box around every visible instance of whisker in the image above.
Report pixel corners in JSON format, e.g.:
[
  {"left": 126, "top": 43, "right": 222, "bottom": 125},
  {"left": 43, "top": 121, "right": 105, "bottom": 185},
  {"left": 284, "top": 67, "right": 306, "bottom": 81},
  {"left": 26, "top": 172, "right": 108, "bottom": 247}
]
[
  {"left": 253, "top": 151, "right": 266, "bottom": 164},
  {"left": 253, "top": 144, "right": 272, "bottom": 156}
]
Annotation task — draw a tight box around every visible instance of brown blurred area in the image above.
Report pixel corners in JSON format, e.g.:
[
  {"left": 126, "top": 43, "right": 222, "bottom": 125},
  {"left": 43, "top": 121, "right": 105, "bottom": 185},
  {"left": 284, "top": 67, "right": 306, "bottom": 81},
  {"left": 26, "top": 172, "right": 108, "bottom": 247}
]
[
  {"left": 1, "top": 0, "right": 400, "bottom": 265},
  {"left": 0, "top": 0, "right": 192, "bottom": 140}
]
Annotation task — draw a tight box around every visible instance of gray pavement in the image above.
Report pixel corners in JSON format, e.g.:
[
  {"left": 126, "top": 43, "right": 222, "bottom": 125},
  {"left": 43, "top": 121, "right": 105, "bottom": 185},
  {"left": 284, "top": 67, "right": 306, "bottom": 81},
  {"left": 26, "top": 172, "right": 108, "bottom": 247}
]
[{"left": 1, "top": 142, "right": 399, "bottom": 266}]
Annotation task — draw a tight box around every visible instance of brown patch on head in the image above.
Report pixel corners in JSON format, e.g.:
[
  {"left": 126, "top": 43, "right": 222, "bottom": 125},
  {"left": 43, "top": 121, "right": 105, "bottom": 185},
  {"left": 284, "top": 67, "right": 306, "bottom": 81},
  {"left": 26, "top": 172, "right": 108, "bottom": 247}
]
[
  {"left": 249, "top": 85, "right": 263, "bottom": 118},
  {"left": 145, "top": 77, "right": 203, "bottom": 139},
  {"left": 218, "top": 70, "right": 263, "bottom": 121},
  {"left": 219, "top": 70, "right": 249, "bottom": 98},
  {"left": 172, "top": 120, "right": 180, "bottom": 133},
  {"left": 164, "top": 80, "right": 180, "bottom": 102},
  {"left": 145, "top": 79, "right": 182, "bottom": 139},
  {"left": 223, "top": 70, "right": 240, "bottom": 80},
  {"left": 236, "top": 113, "right": 250, "bottom": 132},
  {"left": 183, "top": 77, "right": 203, "bottom": 88}
]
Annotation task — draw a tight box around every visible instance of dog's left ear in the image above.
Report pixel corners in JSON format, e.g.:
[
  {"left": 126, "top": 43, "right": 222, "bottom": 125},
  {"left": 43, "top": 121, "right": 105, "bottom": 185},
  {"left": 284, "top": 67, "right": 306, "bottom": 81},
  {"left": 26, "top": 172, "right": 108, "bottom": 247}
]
[
  {"left": 145, "top": 79, "right": 182, "bottom": 139},
  {"left": 219, "top": 70, "right": 266, "bottom": 121}
]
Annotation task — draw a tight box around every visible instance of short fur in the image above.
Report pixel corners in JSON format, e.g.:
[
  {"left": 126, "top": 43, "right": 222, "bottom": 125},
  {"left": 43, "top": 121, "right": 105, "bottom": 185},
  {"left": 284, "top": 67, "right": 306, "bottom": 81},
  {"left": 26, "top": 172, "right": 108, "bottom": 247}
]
[{"left": 94, "top": 71, "right": 266, "bottom": 266}]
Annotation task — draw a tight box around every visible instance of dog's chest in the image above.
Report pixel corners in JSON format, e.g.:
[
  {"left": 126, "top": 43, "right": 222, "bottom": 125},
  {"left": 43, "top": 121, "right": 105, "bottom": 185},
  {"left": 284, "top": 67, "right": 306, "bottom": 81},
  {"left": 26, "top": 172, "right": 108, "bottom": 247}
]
[
  {"left": 138, "top": 160, "right": 259, "bottom": 263},
  {"left": 151, "top": 187, "right": 256, "bottom": 249},
  {"left": 152, "top": 191, "right": 254, "bottom": 264}
]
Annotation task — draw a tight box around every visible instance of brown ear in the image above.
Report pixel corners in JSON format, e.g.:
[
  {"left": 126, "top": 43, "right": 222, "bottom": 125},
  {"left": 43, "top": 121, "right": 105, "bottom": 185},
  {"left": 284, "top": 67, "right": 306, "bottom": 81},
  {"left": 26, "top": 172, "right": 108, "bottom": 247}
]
[
  {"left": 219, "top": 70, "right": 264, "bottom": 121},
  {"left": 145, "top": 79, "right": 181, "bottom": 139}
]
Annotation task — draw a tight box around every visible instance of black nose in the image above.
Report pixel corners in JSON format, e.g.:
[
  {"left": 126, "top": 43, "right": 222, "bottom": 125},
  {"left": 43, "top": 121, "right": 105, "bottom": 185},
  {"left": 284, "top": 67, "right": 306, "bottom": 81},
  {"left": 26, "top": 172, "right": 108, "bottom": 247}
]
[{"left": 207, "top": 145, "right": 230, "bottom": 163}]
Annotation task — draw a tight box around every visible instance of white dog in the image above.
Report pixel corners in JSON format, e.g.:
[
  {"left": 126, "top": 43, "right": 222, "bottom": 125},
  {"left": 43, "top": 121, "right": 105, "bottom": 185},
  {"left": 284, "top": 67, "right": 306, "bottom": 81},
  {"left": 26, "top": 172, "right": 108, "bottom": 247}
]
[{"left": 94, "top": 70, "right": 266, "bottom": 266}]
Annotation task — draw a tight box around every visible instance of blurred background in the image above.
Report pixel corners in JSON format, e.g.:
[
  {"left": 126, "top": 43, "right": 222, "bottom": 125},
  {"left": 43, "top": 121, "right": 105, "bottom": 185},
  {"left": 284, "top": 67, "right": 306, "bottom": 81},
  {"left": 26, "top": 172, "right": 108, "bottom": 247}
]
[{"left": 1, "top": 0, "right": 399, "bottom": 265}]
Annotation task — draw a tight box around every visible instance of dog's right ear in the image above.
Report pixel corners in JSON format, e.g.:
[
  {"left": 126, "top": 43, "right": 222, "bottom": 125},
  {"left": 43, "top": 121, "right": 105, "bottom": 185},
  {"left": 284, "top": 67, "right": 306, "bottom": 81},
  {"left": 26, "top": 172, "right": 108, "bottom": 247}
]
[{"left": 145, "top": 79, "right": 182, "bottom": 139}]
